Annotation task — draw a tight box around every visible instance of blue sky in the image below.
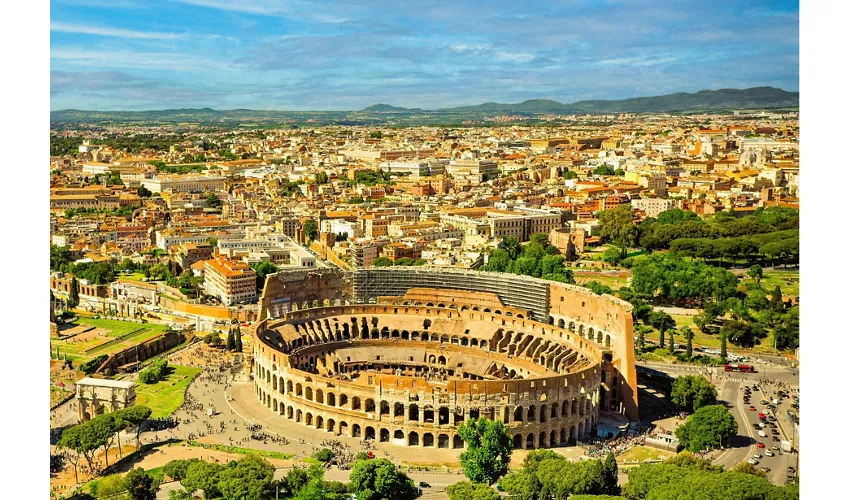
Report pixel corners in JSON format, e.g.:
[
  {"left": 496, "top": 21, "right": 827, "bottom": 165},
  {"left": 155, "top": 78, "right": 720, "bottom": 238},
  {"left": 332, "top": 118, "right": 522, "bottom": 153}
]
[{"left": 50, "top": 0, "right": 799, "bottom": 111}]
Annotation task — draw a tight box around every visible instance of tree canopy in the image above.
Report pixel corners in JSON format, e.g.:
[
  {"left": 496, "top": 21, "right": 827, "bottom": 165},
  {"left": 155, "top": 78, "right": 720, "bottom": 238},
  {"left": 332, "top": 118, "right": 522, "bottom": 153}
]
[
  {"left": 675, "top": 405, "right": 738, "bottom": 452},
  {"left": 671, "top": 375, "right": 718, "bottom": 413},
  {"left": 458, "top": 418, "right": 514, "bottom": 485},
  {"left": 348, "top": 458, "right": 417, "bottom": 500}
]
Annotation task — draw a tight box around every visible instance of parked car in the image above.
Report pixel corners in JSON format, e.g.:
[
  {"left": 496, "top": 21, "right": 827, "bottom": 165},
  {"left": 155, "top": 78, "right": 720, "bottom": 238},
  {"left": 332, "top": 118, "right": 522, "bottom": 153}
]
[
  {"left": 765, "top": 450, "right": 774, "bottom": 457},
  {"left": 757, "top": 442, "right": 765, "bottom": 448}
]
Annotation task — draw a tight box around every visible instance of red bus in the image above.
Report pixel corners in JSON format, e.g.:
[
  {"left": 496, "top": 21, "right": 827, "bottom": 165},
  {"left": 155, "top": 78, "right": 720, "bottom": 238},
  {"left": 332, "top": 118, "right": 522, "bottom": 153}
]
[{"left": 724, "top": 364, "right": 757, "bottom": 373}]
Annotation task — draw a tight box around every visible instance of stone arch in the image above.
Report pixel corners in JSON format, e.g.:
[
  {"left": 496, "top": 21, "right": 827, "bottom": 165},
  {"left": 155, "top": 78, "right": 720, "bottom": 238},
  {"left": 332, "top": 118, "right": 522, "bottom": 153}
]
[
  {"left": 526, "top": 434, "right": 535, "bottom": 449},
  {"left": 287, "top": 406, "right": 294, "bottom": 419},
  {"left": 461, "top": 338, "right": 469, "bottom": 346},
  {"left": 558, "top": 318, "right": 565, "bottom": 328},
  {"left": 562, "top": 400, "right": 569, "bottom": 416},
  {"left": 380, "top": 401, "right": 390, "bottom": 417},
  {"left": 305, "top": 387, "right": 313, "bottom": 401},
  {"left": 513, "top": 406, "right": 523, "bottom": 422},
  {"left": 513, "top": 434, "right": 523, "bottom": 449},
  {"left": 327, "top": 393, "right": 336, "bottom": 407},
  {"left": 408, "top": 432, "right": 419, "bottom": 446},
  {"left": 352, "top": 424, "right": 361, "bottom": 437},
  {"left": 295, "top": 383, "right": 303, "bottom": 397},
  {"left": 438, "top": 407, "right": 450, "bottom": 425},
  {"left": 339, "top": 394, "right": 348, "bottom": 407},
  {"left": 409, "top": 404, "right": 419, "bottom": 421},
  {"left": 453, "top": 435, "right": 464, "bottom": 449},
  {"left": 380, "top": 428, "right": 390, "bottom": 442},
  {"left": 316, "top": 389, "right": 324, "bottom": 404},
  {"left": 550, "top": 430, "right": 557, "bottom": 448},
  {"left": 539, "top": 404, "right": 547, "bottom": 423},
  {"left": 527, "top": 405, "right": 536, "bottom": 422},
  {"left": 316, "top": 415, "right": 324, "bottom": 429},
  {"left": 327, "top": 419, "right": 336, "bottom": 433},
  {"left": 437, "top": 355, "right": 447, "bottom": 365},
  {"left": 605, "top": 335, "right": 611, "bottom": 348},
  {"left": 423, "top": 433, "right": 434, "bottom": 447},
  {"left": 539, "top": 431, "right": 547, "bottom": 448},
  {"left": 394, "top": 402, "right": 404, "bottom": 418},
  {"left": 438, "top": 434, "right": 450, "bottom": 448},
  {"left": 305, "top": 413, "right": 313, "bottom": 426},
  {"left": 352, "top": 397, "right": 361, "bottom": 410},
  {"left": 287, "top": 380, "right": 293, "bottom": 394},
  {"left": 365, "top": 399, "right": 376, "bottom": 413},
  {"left": 551, "top": 404, "right": 558, "bottom": 420},
  {"left": 394, "top": 429, "right": 404, "bottom": 441}
]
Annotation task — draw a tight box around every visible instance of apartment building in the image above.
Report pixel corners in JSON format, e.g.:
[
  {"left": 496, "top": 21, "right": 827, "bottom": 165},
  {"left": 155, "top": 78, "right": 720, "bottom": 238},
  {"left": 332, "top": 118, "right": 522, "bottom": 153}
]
[
  {"left": 632, "top": 198, "right": 675, "bottom": 218},
  {"left": 203, "top": 255, "right": 258, "bottom": 306},
  {"left": 141, "top": 175, "right": 226, "bottom": 193}
]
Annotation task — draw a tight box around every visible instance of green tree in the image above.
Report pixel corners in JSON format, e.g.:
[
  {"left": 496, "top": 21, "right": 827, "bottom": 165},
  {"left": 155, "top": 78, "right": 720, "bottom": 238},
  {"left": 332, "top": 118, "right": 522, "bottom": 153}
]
[
  {"left": 447, "top": 481, "right": 499, "bottom": 500},
  {"left": 68, "top": 276, "right": 80, "bottom": 309},
  {"left": 91, "top": 473, "right": 129, "bottom": 498},
  {"left": 720, "top": 331, "right": 728, "bottom": 362},
  {"left": 602, "top": 453, "right": 620, "bottom": 495},
  {"left": 721, "top": 320, "right": 765, "bottom": 348},
  {"left": 280, "top": 467, "right": 311, "bottom": 496},
  {"left": 137, "top": 185, "right": 153, "bottom": 198},
  {"left": 348, "top": 458, "right": 417, "bottom": 500},
  {"left": 226, "top": 330, "right": 236, "bottom": 351},
  {"left": 303, "top": 219, "right": 319, "bottom": 242},
  {"left": 372, "top": 257, "right": 393, "bottom": 267},
  {"left": 217, "top": 455, "right": 276, "bottom": 500},
  {"left": 769, "top": 285, "right": 785, "bottom": 312},
  {"left": 394, "top": 257, "right": 416, "bottom": 266},
  {"left": 675, "top": 405, "right": 738, "bottom": 452},
  {"left": 251, "top": 261, "right": 280, "bottom": 290},
  {"left": 50, "top": 245, "right": 73, "bottom": 271},
  {"left": 671, "top": 375, "right": 718, "bottom": 413},
  {"left": 458, "top": 418, "right": 513, "bottom": 484},
  {"left": 747, "top": 264, "right": 764, "bottom": 286},
  {"left": 164, "top": 459, "right": 202, "bottom": 482},
  {"left": 206, "top": 193, "right": 222, "bottom": 208},
  {"left": 234, "top": 326, "right": 243, "bottom": 352},
  {"left": 314, "top": 448, "right": 335, "bottom": 462},
  {"left": 684, "top": 327, "right": 694, "bottom": 358},
  {"left": 315, "top": 172, "right": 329, "bottom": 184},
  {"left": 181, "top": 460, "right": 225, "bottom": 498},
  {"left": 598, "top": 205, "right": 638, "bottom": 258},
  {"left": 126, "top": 468, "right": 159, "bottom": 500}
]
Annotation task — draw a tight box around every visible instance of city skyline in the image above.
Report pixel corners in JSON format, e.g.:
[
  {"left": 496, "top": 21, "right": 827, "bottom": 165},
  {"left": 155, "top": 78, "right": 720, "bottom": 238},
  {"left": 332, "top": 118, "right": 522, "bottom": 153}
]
[{"left": 50, "top": 0, "right": 799, "bottom": 111}]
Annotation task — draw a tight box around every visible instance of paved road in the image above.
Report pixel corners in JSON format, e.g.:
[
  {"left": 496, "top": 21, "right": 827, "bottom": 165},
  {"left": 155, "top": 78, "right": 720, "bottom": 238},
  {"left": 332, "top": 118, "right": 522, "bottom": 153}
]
[{"left": 639, "top": 361, "right": 798, "bottom": 485}]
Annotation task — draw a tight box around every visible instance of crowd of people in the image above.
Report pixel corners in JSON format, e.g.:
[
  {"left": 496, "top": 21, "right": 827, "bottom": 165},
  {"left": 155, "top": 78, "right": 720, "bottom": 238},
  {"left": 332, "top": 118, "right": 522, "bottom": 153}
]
[{"left": 586, "top": 428, "right": 651, "bottom": 458}]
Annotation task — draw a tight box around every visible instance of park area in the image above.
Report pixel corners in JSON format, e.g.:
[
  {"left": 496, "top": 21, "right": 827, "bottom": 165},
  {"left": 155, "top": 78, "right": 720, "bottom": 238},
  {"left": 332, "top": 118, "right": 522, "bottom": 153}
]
[
  {"left": 51, "top": 317, "right": 170, "bottom": 363},
  {"left": 135, "top": 364, "right": 202, "bottom": 418}
]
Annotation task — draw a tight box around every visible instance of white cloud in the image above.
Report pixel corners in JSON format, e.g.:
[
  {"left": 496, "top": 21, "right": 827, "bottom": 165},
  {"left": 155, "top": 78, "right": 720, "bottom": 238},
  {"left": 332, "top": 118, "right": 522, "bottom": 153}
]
[
  {"left": 51, "top": 48, "right": 228, "bottom": 72},
  {"left": 597, "top": 55, "right": 678, "bottom": 67},
  {"left": 50, "top": 21, "right": 185, "bottom": 40}
]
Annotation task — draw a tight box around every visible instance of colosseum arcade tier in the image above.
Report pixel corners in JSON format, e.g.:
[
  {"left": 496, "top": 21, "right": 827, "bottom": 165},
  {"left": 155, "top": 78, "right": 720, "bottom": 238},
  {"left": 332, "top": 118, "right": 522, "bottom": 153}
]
[{"left": 251, "top": 267, "right": 638, "bottom": 450}]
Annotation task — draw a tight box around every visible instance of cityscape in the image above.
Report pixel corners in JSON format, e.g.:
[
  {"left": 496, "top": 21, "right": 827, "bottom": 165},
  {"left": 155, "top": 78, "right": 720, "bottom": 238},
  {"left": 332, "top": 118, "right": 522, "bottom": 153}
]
[{"left": 48, "top": 2, "right": 801, "bottom": 500}]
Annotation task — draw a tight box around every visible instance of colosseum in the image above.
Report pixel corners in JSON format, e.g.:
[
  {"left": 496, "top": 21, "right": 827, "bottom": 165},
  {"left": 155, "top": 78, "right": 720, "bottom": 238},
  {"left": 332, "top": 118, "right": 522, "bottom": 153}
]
[{"left": 250, "top": 267, "right": 637, "bottom": 450}]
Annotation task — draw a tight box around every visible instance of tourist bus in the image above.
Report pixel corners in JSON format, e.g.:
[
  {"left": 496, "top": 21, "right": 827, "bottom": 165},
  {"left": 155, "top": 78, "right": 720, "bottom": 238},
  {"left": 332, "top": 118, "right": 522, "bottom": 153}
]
[{"left": 724, "top": 363, "right": 757, "bottom": 373}]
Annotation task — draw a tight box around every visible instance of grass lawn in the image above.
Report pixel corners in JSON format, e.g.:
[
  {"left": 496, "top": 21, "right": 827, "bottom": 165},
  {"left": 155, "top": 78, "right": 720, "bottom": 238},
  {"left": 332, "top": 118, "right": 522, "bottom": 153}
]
[
  {"left": 135, "top": 365, "right": 202, "bottom": 418},
  {"left": 617, "top": 445, "right": 675, "bottom": 464},
  {"left": 759, "top": 270, "right": 800, "bottom": 297},
  {"left": 75, "top": 317, "right": 169, "bottom": 337},
  {"left": 574, "top": 274, "right": 630, "bottom": 290},
  {"left": 187, "top": 441, "right": 294, "bottom": 460},
  {"left": 55, "top": 319, "right": 171, "bottom": 362}
]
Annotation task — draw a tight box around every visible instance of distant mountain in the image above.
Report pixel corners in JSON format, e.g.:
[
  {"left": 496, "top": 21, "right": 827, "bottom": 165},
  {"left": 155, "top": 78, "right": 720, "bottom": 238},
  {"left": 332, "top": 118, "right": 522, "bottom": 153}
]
[
  {"left": 441, "top": 87, "right": 799, "bottom": 114},
  {"left": 361, "top": 103, "right": 424, "bottom": 112},
  {"left": 50, "top": 87, "right": 798, "bottom": 124}
]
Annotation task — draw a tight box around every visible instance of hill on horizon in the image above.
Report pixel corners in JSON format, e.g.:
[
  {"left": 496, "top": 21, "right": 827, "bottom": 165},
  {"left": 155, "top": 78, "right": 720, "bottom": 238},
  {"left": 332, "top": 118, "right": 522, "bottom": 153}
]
[{"left": 51, "top": 87, "right": 798, "bottom": 123}]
